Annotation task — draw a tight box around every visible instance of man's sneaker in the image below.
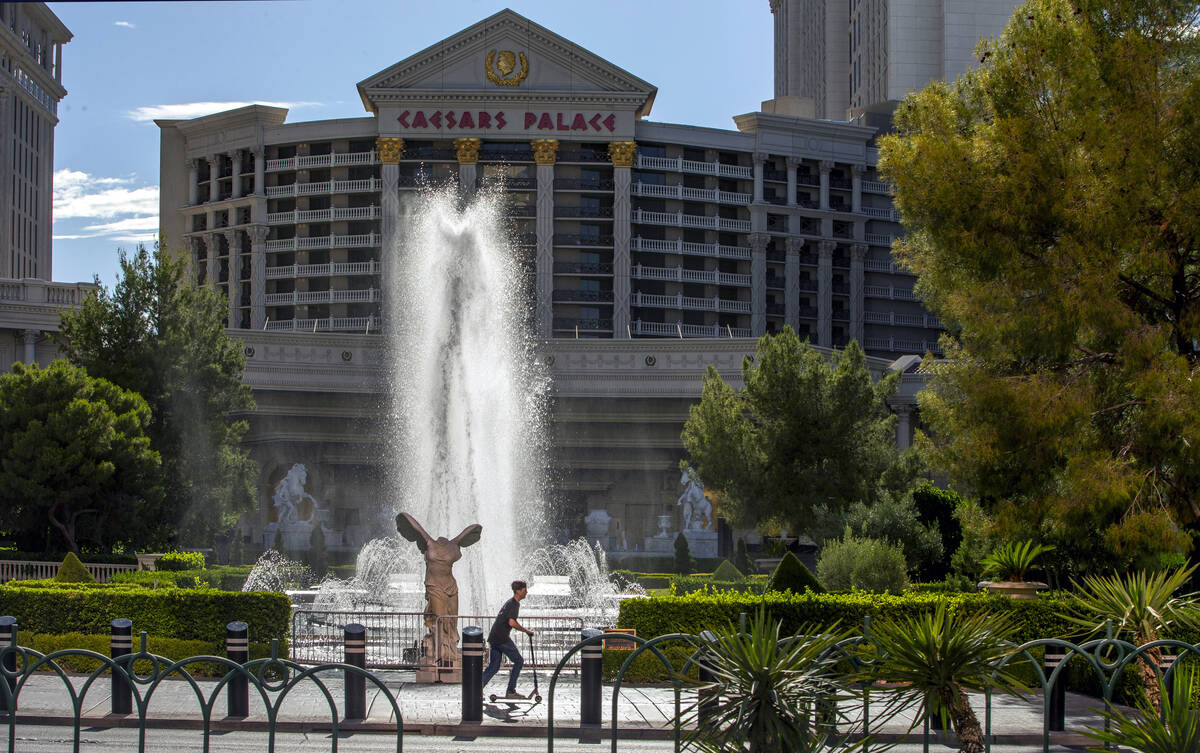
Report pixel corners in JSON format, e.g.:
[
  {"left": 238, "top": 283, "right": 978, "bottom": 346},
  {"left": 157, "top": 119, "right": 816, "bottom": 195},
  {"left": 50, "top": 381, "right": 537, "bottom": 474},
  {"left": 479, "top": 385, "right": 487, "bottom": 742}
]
[{"left": 505, "top": 691, "right": 524, "bottom": 699}]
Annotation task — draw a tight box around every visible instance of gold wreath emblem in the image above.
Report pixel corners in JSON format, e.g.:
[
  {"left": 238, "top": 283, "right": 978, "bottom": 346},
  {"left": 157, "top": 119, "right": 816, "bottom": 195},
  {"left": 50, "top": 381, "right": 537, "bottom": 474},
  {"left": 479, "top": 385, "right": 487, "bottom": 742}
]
[{"left": 486, "top": 49, "right": 529, "bottom": 87}]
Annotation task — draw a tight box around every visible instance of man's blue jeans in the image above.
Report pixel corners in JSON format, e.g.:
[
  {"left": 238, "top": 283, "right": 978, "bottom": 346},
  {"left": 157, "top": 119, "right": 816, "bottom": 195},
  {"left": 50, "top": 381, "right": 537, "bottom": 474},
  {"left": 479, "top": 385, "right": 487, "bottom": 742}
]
[{"left": 481, "top": 639, "right": 523, "bottom": 694}]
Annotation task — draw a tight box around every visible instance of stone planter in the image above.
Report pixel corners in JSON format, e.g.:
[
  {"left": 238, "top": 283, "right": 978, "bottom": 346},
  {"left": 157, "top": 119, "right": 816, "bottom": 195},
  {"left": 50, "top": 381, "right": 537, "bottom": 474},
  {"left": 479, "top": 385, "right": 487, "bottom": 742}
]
[{"left": 982, "top": 580, "right": 1047, "bottom": 600}]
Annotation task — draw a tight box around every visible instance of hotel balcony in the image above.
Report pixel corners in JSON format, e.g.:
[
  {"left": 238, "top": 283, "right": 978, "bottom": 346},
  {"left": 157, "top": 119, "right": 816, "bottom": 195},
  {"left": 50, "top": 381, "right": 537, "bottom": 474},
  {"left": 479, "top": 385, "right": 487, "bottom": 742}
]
[
  {"left": 864, "top": 284, "right": 919, "bottom": 301},
  {"left": 266, "top": 207, "right": 381, "bottom": 225},
  {"left": 864, "top": 336, "right": 944, "bottom": 355},
  {"left": 553, "top": 178, "right": 614, "bottom": 191},
  {"left": 264, "top": 233, "right": 380, "bottom": 252},
  {"left": 553, "top": 316, "right": 612, "bottom": 332},
  {"left": 265, "top": 178, "right": 382, "bottom": 198},
  {"left": 634, "top": 154, "right": 752, "bottom": 180},
  {"left": 265, "top": 261, "right": 380, "bottom": 280},
  {"left": 632, "top": 320, "right": 751, "bottom": 338},
  {"left": 631, "top": 182, "right": 752, "bottom": 206},
  {"left": 553, "top": 262, "right": 614, "bottom": 275},
  {"left": 632, "top": 237, "right": 750, "bottom": 260},
  {"left": 864, "top": 310, "right": 942, "bottom": 329},
  {"left": 552, "top": 289, "right": 614, "bottom": 303},
  {"left": 555, "top": 205, "right": 614, "bottom": 219},
  {"left": 632, "top": 208, "right": 750, "bottom": 233},
  {"left": 632, "top": 291, "right": 750, "bottom": 314},
  {"left": 265, "top": 151, "right": 378, "bottom": 172},
  {"left": 631, "top": 264, "right": 751, "bottom": 287},
  {"left": 554, "top": 234, "right": 613, "bottom": 248},
  {"left": 864, "top": 258, "right": 914, "bottom": 275},
  {"left": 264, "top": 315, "right": 380, "bottom": 333},
  {"left": 265, "top": 288, "right": 380, "bottom": 306}
]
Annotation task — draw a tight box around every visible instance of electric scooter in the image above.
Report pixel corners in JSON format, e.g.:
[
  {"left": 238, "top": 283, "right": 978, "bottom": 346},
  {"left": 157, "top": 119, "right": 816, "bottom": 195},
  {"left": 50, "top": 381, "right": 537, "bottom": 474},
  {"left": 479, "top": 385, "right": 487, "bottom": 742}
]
[{"left": 488, "top": 632, "right": 542, "bottom": 704}]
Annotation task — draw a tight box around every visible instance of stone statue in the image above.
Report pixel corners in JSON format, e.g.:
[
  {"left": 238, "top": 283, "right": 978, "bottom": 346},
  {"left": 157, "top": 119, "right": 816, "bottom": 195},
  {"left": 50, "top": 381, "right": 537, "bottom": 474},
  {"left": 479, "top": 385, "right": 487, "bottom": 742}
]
[
  {"left": 273, "top": 463, "right": 317, "bottom": 524},
  {"left": 395, "top": 512, "right": 483, "bottom": 673},
  {"left": 677, "top": 467, "right": 713, "bottom": 531}
]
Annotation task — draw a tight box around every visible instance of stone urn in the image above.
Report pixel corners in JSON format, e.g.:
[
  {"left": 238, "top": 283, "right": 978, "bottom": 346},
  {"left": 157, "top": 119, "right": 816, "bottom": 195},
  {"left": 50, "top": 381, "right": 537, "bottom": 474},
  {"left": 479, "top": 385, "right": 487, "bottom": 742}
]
[
  {"left": 981, "top": 581, "right": 1047, "bottom": 600},
  {"left": 584, "top": 509, "right": 613, "bottom": 538}
]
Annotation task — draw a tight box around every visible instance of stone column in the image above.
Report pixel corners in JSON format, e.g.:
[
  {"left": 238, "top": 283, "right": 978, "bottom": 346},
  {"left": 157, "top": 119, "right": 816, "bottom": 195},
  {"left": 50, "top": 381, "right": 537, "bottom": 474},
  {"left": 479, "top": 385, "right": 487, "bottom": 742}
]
[
  {"left": 785, "top": 237, "right": 803, "bottom": 331},
  {"left": 231, "top": 151, "right": 243, "bottom": 199},
  {"left": 749, "top": 232, "right": 769, "bottom": 337},
  {"left": 850, "top": 243, "right": 867, "bottom": 344},
  {"left": 894, "top": 404, "right": 913, "bottom": 451},
  {"left": 225, "top": 230, "right": 241, "bottom": 323},
  {"left": 206, "top": 232, "right": 221, "bottom": 290},
  {"left": 752, "top": 152, "right": 766, "bottom": 204},
  {"left": 609, "top": 141, "right": 636, "bottom": 339},
  {"left": 20, "top": 329, "right": 38, "bottom": 364},
  {"left": 253, "top": 148, "right": 265, "bottom": 196},
  {"left": 187, "top": 160, "right": 199, "bottom": 205},
  {"left": 819, "top": 160, "right": 833, "bottom": 211},
  {"left": 454, "top": 138, "right": 481, "bottom": 201},
  {"left": 376, "top": 137, "right": 404, "bottom": 301},
  {"left": 250, "top": 226, "right": 269, "bottom": 329},
  {"left": 532, "top": 139, "right": 557, "bottom": 338},
  {"left": 817, "top": 240, "right": 834, "bottom": 347},
  {"left": 786, "top": 157, "right": 798, "bottom": 207},
  {"left": 851, "top": 164, "right": 864, "bottom": 214},
  {"left": 208, "top": 155, "right": 221, "bottom": 203}
]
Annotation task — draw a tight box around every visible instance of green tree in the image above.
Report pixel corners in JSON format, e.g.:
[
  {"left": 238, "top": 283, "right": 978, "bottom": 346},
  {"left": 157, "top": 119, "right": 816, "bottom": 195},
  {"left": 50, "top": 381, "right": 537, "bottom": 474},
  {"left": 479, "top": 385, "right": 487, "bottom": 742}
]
[
  {"left": 56, "top": 244, "right": 257, "bottom": 547},
  {"left": 0, "top": 361, "right": 162, "bottom": 553},
  {"left": 682, "top": 328, "right": 897, "bottom": 533},
  {"left": 674, "top": 532, "right": 693, "bottom": 575},
  {"left": 879, "top": 0, "right": 1200, "bottom": 570}
]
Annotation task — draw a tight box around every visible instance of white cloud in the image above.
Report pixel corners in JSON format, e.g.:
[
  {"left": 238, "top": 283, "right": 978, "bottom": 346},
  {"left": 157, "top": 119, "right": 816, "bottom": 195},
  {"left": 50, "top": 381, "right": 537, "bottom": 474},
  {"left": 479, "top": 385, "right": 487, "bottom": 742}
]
[
  {"left": 53, "top": 169, "right": 158, "bottom": 242},
  {"left": 126, "top": 101, "right": 321, "bottom": 122},
  {"left": 113, "top": 21, "right": 135, "bottom": 29}
]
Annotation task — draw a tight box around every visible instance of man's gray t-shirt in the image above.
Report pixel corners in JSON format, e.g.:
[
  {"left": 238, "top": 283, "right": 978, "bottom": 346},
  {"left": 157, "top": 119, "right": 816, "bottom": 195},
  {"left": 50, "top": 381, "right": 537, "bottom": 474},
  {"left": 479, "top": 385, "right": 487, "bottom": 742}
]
[{"left": 488, "top": 597, "right": 520, "bottom": 645}]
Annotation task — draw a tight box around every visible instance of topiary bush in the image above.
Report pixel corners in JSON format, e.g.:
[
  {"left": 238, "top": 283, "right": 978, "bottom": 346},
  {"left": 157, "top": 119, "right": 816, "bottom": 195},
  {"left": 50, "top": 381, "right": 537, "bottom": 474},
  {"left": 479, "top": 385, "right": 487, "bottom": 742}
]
[
  {"left": 673, "top": 533, "right": 693, "bottom": 575},
  {"left": 734, "top": 538, "right": 751, "bottom": 574},
  {"left": 817, "top": 529, "right": 908, "bottom": 594},
  {"left": 766, "top": 551, "right": 824, "bottom": 594},
  {"left": 54, "top": 552, "right": 96, "bottom": 584},
  {"left": 710, "top": 559, "right": 744, "bottom": 582},
  {"left": 156, "top": 551, "right": 207, "bottom": 571}
]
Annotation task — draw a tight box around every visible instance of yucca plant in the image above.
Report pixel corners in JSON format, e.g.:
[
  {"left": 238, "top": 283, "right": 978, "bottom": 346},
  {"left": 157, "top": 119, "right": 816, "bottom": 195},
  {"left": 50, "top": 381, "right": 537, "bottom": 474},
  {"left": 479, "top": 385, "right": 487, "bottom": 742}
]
[
  {"left": 857, "top": 601, "right": 1028, "bottom": 753},
  {"left": 979, "top": 539, "right": 1054, "bottom": 582},
  {"left": 1085, "top": 663, "right": 1200, "bottom": 752},
  {"left": 1065, "top": 564, "right": 1200, "bottom": 713},
  {"left": 679, "top": 609, "right": 860, "bottom": 753}
]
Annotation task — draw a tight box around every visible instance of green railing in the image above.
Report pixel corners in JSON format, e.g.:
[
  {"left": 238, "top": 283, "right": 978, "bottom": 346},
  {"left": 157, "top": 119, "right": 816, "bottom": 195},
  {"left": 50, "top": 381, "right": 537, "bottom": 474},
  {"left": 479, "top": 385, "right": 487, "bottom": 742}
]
[{"left": 0, "top": 630, "right": 403, "bottom": 753}]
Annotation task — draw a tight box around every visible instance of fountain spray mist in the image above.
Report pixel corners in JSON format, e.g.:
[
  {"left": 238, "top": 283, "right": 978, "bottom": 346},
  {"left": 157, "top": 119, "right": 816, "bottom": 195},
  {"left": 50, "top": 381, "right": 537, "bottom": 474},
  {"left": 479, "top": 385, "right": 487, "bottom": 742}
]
[{"left": 386, "top": 186, "right": 548, "bottom": 618}]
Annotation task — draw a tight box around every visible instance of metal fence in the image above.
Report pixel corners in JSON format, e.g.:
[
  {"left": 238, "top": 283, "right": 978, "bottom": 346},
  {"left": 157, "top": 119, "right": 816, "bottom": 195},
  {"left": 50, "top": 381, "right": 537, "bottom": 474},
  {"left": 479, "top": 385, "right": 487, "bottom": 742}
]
[{"left": 291, "top": 610, "right": 586, "bottom": 670}]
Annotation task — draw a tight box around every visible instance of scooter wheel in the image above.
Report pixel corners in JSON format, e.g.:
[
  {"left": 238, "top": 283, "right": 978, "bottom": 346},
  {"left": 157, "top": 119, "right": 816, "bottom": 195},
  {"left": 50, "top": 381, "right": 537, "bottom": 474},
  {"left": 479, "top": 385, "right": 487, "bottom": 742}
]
[
  {"left": 535, "top": 695, "right": 542, "bottom": 702},
  {"left": 488, "top": 694, "right": 498, "bottom": 702}
]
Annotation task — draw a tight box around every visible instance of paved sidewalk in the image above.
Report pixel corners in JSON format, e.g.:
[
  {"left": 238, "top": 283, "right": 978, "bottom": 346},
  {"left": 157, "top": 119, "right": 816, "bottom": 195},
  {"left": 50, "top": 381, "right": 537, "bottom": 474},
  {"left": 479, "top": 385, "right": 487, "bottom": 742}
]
[{"left": 0, "top": 668, "right": 1119, "bottom": 745}]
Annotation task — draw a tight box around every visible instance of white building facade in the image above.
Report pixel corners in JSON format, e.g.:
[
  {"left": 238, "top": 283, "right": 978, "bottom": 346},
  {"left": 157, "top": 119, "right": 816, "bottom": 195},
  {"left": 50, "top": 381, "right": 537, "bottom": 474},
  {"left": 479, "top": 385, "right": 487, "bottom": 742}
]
[{"left": 157, "top": 10, "right": 930, "bottom": 553}]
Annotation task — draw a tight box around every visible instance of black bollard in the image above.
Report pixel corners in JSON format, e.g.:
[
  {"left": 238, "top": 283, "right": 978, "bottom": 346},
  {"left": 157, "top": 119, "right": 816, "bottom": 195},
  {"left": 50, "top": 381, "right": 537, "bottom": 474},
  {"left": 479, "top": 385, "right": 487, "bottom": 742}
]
[
  {"left": 1045, "top": 647, "right": 1066, "bottom": 731},
  {"left": 226, "top": 621, "right": 249, "bottom": 718},
  {"left": 697, "top": 630, "right": 719, "bottom": 726},
  {"left": 344, "top": 623, "right": 367, "bottom": 720},
  {"left": 581, "top": 628, "right": 603, "bottom": 726},
  {"left": 110, "top": 619, "right": 133, "bottom": 715},
  {"left": 0, "top": 616, "right": 16, "bottom": 714},
  {"left": 461, "top": 626, "right": 484, "bottom": 723}
]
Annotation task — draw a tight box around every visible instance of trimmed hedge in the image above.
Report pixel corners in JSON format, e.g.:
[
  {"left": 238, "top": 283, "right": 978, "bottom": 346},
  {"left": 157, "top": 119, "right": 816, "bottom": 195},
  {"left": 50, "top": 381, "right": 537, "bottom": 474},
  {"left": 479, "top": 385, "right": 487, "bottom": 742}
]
[
  {"left": 55, "top": 553, "right": 96, "bottom": 584},
  {"left": 23, "top": 632, "right": 280, "bottom": 677},
  {"left": 602, "top": 645, "right": 698, "bottom": 683},
  {"left": 669, "top": 576, "right": 766, "bottom": 595},
  {"left": 110, "top": 566, "right": 252, "bottom": 591},
  {"left": 0, "top": 582, "right": 290, "bottom": 644},
  {"left": 156, "top": 552, "right": 207, "bottom": 571}
]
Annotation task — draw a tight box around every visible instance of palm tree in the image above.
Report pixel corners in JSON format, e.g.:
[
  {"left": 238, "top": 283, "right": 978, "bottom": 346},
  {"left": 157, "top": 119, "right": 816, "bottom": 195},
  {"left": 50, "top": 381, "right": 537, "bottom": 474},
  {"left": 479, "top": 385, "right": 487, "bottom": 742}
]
[
  {"left": 1065, "top": 565, "right": 1200, "bottom": 712},
  {"left": 858, "top": 601, "right": 1027, "bottom": 753},
  {"left": 1086, "top": 663, "right": 1200, "bottom": 752},
  {"left": 679, "top": 609, "right": 859, "bottom": 753}
]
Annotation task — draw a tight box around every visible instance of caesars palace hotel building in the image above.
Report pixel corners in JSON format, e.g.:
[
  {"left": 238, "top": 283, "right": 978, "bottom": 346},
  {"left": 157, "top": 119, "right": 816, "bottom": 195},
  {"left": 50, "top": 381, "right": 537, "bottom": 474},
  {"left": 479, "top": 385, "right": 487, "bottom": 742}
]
[{"left": 156, "top": 9, "right": 939, "bottom": 552}]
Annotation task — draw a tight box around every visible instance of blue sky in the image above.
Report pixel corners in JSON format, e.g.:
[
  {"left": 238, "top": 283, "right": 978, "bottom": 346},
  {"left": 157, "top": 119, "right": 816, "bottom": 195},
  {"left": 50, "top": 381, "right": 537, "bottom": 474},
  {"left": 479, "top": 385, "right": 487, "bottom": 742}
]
[{"left": 46, "top": 1, "right": 774, "bottom": 285}]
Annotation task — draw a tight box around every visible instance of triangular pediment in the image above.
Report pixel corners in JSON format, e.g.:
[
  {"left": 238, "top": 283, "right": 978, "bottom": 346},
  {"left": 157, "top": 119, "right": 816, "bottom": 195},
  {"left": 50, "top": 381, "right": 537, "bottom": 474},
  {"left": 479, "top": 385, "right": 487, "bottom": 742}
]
[{"left": 357, "top": 9, "right": 656, "bottom": 117}]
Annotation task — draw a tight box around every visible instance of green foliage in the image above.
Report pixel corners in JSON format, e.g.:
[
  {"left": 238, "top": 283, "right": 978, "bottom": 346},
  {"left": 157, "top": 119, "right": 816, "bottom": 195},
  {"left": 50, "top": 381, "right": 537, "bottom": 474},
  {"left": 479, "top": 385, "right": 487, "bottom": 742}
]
[
  {"left": 881, "top": 0, "right": 1200, "bottom": 572},
  {"left": 674, "top": 532, "right": 693, "bottom": 575},
  {"left": 948, "top": 498, "right": 995, "bottom": 590},
  {"left": 109, "top": 565, "right": 252, "bottom": 590},
  {"left": 156, "top": 551, "right": 206, "bottom": 571},
  {"left": 54, "top": 552, "right": 96, "bottom": 584},
  {"left": 710, "top": 559, "right": 743, "bottom": 582},
  {"left": 681, "top": 609, "right": 860, "bottom": 753},
  {"left": 1086, "top": 663, "right": 1200, "bottom": 753},
  {"left": 309, "top": 525, "right": 327, "bottom": 579},
  {"left": 859, "top": 602, "right": 1029, "bottom": 752},
  {"left": 0, "top": 551, "right": 137, "bottom": 565},
  {"left": 767, "top": 551, "right": 824, "bottom": 594},
  {"left": 911, "top": 483, "right": 964, "bottom": 581},
  {"left": 0, "top": 361, "right": 162, "bottom": 554},
  {"left": 0, "top": 581, "right": 290, "bottom": 643},
  {"left": 670, "top": 576, "right": 765, "bottom": 596},
  {"left": 734, "top": 538, "right": 751, "bottom": 575},
  {"left": 57, "top": 244, "right": 257, "bottom": 548},
  {"left": 839, "top": 489, "right": 944, "bottom": 579},
  {"left": 601, "top": 644, "right": 698, "bottom": 683},
  {"left": 21, "top": 632, "right": 279, "bottom": 678},
  {"left": 682, "top": 329, "right": 898, "bottom": 532},
  {"left": 980, "top": 540, "right": 1055, "bottom": 582},
  {"left": 817, "top": 529, "right": 908, "bottom": 594}
]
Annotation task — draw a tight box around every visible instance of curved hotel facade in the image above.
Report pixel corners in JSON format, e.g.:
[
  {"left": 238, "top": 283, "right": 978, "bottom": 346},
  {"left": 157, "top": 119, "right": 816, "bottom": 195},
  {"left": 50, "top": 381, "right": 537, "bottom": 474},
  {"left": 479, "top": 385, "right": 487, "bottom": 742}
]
[{"left": 156, "top": 9, "right": 940, "bottom": 553}]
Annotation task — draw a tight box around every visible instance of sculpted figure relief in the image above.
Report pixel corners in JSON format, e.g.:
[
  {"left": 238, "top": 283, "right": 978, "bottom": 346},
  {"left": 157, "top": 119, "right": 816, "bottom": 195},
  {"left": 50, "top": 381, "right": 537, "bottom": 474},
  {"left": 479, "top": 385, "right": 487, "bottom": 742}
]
[
  {"left": 272, "top": 463, "right": 317, "bottom": 524},
  {"left": 677, "top": 467, "right": 713, "bottom": 531},
  {"left": 395, "top": 513, "right": 483, "bottom": 668}
]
